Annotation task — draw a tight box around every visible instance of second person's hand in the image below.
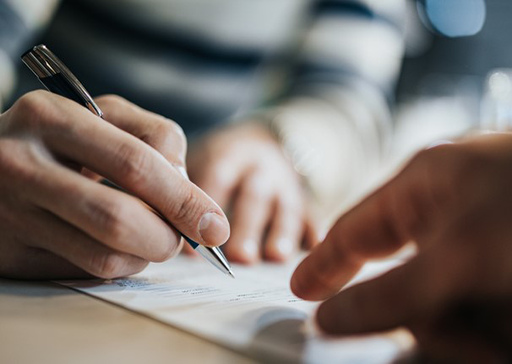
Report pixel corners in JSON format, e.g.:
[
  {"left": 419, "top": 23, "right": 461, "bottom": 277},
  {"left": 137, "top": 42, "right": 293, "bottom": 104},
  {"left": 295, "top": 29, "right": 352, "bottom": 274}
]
[
  {"left": 291, "top": 134, "right": 512, "bottom": 362},
  {"left": 187, "top": 122, "right": 318, "bottom": 264}
]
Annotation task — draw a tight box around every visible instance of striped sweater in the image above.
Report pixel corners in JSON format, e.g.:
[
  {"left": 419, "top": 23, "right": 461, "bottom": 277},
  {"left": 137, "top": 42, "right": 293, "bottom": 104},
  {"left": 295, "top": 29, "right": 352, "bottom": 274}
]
[{"left": 0, "top": 0, "right": 405, "bottom": 216}]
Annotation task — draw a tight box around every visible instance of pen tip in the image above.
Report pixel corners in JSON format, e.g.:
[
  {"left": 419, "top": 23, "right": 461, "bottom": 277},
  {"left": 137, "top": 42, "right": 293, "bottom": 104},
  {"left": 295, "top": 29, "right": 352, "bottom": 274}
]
[{"left": 228, "top": 270, "right": 235, "bottom": 279}]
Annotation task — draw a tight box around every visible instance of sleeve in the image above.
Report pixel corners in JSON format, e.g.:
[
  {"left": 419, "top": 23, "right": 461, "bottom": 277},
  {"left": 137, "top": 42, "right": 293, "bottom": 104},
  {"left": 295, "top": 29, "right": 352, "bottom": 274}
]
[
  {"left": 263, "top": 0, "right": 406, "bottom": 222},
  {"left": 0, "top": 0, "right": 61, "bottom": 111}
]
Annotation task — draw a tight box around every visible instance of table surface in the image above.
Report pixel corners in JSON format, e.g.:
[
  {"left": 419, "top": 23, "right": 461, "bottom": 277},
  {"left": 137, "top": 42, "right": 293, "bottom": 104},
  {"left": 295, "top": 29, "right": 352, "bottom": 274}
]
[{"left": 0, "top": 278, "right": 255, "bottom": 364}]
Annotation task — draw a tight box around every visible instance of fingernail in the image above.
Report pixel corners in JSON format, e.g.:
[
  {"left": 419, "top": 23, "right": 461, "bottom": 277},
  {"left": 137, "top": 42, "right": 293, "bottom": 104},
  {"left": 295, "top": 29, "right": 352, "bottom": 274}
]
[
  {"left": 199, "top": 212, "right": 230, "bottom": 246},
  {"left": 242, "top": 239, "right": 259, "bottom": 260},
  {"left": 275, "top": 238, "right": 294, "bottom": 257}
]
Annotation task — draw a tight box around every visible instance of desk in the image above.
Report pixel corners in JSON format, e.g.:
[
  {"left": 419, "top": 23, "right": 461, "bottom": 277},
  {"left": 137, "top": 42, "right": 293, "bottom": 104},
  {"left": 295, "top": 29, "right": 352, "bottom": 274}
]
[{"left": 0, "top": 279, "right": 254, "bottom": 364}]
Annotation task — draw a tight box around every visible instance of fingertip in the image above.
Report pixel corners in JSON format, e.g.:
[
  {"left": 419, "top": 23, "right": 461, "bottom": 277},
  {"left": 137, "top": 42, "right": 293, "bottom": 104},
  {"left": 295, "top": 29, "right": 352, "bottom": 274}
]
[
  {"left": 290, "top": 254, "right": 343, "bottom": 301},
  {"left": 290, "top": 278, "right": 336, "bottom": 302},
  {"left": 290, "top": 262, "right": 324, "bottom": 301},
  {"left": 290, "top": 270, "right": 308, "bottom": 298},
  {"left": 198, "top": 212, "right": 230, "bottom": 247}
]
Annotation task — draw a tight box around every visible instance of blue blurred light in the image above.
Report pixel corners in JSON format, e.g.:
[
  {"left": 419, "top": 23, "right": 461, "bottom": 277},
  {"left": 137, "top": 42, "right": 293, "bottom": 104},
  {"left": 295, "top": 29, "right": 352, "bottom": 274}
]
[{"left": 418, "top": 0, "right": 486, "bottom": 37}]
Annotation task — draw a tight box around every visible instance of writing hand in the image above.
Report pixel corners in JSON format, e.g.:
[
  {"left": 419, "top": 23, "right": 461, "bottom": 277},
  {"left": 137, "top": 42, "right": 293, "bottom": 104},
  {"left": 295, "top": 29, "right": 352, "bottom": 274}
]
[{"left": 0, "top": 91, "right": 229, "bottom": 279}]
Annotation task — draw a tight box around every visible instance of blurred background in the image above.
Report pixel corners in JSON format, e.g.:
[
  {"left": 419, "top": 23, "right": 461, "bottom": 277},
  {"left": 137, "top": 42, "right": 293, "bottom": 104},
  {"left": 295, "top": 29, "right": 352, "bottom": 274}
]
[
  {"left": 394, "top": 0, "right": 512, "bottom": 165},
  {"left": 2, "top": 0, "right": 511, "bottom": 221}
]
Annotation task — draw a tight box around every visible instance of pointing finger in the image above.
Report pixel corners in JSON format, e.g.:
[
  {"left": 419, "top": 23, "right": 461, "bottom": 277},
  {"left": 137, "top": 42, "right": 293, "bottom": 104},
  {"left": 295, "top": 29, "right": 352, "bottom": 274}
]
[
  {"left": 291, "top": 149, "right": 446, "bottom": 301},
  {"left": 32, "top": 93, "right": 229, "bottom": 247}
]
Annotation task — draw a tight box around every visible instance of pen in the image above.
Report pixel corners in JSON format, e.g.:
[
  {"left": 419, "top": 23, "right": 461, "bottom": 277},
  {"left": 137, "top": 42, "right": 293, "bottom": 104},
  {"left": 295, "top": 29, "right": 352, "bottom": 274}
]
[{"left": 22, "top": 44, "right": 235, "bottom": 278}]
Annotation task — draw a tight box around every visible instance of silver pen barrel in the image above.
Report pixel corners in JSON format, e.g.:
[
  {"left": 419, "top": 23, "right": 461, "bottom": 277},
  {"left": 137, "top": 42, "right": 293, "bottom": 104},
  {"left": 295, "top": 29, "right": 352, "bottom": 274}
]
[{"left": 194, "top": 245, "right": 235, "bottom": 278}]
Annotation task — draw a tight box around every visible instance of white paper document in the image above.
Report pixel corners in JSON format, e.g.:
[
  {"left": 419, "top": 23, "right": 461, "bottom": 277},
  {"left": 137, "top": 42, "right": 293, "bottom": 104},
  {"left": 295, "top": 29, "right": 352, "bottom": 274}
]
[{"left": 58, "top": 255, "right": 412, "bottom": 363}]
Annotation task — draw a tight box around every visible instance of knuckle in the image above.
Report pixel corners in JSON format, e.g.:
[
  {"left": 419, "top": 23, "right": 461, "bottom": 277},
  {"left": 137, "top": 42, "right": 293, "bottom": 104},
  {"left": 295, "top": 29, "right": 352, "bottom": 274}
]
[
  {"left": 412, "top": 144, "right": 454, "bottom": 166},
  {"left": 411, "top": 145, "right": 458, "bottom": 188},
  {"left": 153, "top": 240, "right": 181, "bottom": 262},
  {"left": 167, "top": 187, "right": 203, "bottom": 224},
  {"left": 95, "top": 94, "right": 130, "bottom": 109},
  {"left": 0, "top": 139, "right": 47, "bottom": 189},
  {"left": 15, "top": 91, "right": 48, "bottom": 114},
  {"left": 90, "top": 200, "right": 128, "bottom": 244},
  {"left": 413, "top": 143, "right": 486, "bottom": 180},
  {"left": 115, "top": 143, "right": 152, "bottom": 185},
  {"left": 11, "top": 91, "right": 50, "bottom": 129},
  {"left": 172, "top": 124, "right": 187, "bottom": 151},
  {"left": 408, "top": 143, "right": 496, "bottom": 216},
  {"left": 167, "top": 121, "right": 186, "bottom": 140},
  {"left": 90, "top": 251, "right": 128, "bottom": 279},
  {"left": 156, "top": 120, "right": 187, "bottom": 154},
  {"left": 129, "top": 259, "right": 150, "bottom": 275},
  {"left": 428, "top": 145, "right": 487, "bottom": 188}
]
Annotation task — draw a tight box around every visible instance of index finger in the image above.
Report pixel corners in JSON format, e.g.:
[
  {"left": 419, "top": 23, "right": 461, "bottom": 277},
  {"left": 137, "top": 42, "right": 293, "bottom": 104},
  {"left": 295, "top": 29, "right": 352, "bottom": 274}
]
[
  {"left": 291, "top": 151, "right": 443, "bottom": 301},
  {"left": 31, "top": 92, "right": 229, "bottom": 247},
  {"left": 95, "top": 95, "right": 188, "bottom": 170}
]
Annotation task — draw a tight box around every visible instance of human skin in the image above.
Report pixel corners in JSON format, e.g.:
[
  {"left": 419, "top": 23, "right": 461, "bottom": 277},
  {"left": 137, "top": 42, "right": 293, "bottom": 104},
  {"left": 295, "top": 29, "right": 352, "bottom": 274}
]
[
  {"left": 292, "top": 133, "right": 512, "bottom": 362},
  {"left": 0, "top": 91, "right": 230, "bottom": 279},
  {"left": 187, "top": 123, "right": 318, "bottom": 264}
]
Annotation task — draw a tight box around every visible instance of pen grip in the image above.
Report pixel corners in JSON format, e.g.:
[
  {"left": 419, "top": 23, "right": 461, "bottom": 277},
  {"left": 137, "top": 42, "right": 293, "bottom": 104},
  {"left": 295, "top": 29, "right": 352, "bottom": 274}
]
[
  {"left": 183, "top": 236, "right": 200, "bottom": 249},
  {"left": 100, "top": 178, "right": 202, "bottom": 251}
]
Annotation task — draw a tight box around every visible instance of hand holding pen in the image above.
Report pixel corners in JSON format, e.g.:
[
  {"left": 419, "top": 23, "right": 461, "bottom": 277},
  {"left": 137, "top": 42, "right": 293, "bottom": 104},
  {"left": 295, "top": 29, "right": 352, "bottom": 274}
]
[{"left": 0, "top": 45, "right": 232, "bottom": 280}]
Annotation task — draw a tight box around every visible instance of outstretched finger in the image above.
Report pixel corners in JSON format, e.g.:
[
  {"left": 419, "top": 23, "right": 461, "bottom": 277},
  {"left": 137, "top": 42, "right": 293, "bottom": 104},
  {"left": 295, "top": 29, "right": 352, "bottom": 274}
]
[{"left": 291, "top": 151, "right": 443, "bottom": 301}]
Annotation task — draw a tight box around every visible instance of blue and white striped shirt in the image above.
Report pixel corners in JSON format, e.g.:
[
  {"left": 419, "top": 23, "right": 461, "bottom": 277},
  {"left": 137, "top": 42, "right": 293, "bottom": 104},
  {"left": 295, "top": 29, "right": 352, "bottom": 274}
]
[{"left": 0, "top": 0, "right": 406, "bottom": 215}]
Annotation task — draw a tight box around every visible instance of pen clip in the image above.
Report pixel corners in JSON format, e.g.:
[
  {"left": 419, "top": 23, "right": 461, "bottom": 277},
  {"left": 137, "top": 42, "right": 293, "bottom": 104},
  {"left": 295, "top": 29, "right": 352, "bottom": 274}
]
[{"left": 22, "top": 44, "right": 103, "bottom": 118}]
